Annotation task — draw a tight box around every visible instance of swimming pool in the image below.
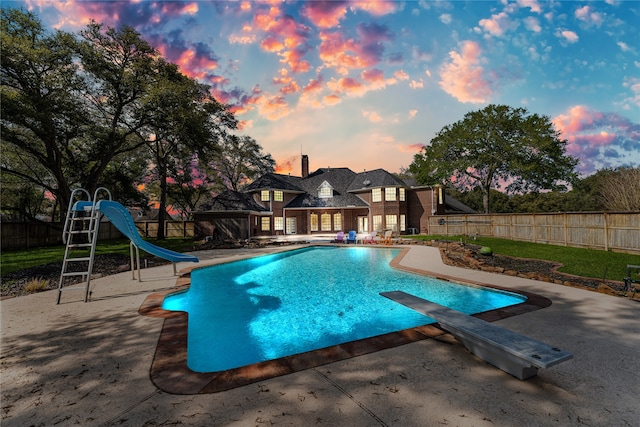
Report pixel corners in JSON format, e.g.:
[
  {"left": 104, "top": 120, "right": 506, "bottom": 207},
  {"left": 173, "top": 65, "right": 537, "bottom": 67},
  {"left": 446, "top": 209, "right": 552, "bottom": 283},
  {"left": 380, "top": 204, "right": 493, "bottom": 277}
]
[{"left": 162, "top": 246, "right": 526, "bottom": 373}]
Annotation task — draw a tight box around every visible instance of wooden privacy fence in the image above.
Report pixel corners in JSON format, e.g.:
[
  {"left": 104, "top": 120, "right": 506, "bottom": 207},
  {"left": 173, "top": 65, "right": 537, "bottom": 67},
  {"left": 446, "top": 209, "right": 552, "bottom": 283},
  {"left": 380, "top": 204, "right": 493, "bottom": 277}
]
[
  {"left": 429, "top": 212, "right": 640, "bottom": 254},
  {"left": 134, "top": 221, "right": 195, "bottom": 239},
  {"left": 1, "top": 220, "right": 195, "bottom": 251}
]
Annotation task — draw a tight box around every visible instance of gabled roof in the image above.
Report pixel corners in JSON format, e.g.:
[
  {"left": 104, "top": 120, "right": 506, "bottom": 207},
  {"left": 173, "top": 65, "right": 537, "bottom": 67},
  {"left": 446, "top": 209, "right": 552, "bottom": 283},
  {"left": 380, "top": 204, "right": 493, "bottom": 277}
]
[
  {"left": 286, "top": 168, "right": 368, "bottom": 208},
  {"left": 199, "top": 189, "right": 269, "bottom": 212},
  {"left": 348, "top": 168, "right": 408, "bottom": 192},
  {"left": 445, "top": 196, "right": 477, "bottom": 214},
  {"left": 243, "top": 173, "right": 303, "bottom": 193}
]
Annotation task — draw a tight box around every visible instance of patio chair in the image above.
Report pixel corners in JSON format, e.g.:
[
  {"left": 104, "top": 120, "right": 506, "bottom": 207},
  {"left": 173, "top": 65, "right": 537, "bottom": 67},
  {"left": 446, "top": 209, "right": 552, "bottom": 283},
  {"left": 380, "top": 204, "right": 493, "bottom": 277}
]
[
  {"left": 346, "top": 230, "right": 357, "bottom": 244},
  {"left": 335, "top": 231, "right": 345, "bottom": 243},
  {"left": 382, "top": 230, "right": 393, "bottom": 244},
  {"left": 364, "top": 231, "right": 378, "bottom": 244}
]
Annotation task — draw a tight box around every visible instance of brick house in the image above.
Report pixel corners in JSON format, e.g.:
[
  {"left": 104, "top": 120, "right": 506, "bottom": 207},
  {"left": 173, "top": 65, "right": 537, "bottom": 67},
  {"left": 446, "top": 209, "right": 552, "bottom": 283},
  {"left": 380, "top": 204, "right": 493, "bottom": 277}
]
[{"left": 194, "top": 155, "right": 473, "bottom": 240}]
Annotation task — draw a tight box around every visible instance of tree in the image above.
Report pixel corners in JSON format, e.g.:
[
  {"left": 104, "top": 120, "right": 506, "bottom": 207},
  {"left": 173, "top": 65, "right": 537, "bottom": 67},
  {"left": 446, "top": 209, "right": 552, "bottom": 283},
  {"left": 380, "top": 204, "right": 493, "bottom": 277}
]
[
  {"left": 409, "top": 104, "right": 578, "bottom": 213},
  {"left": 207, "top": 135, "right": 275, "bottom": 192},
  {"left": 1, "top": 8, "right": 87, "bottom": 218},
  {"left": 74, "top": 21, "right": 158, "bottom": 202},
  {"left": 1, "top": 11, "right": 159, "bottom": 214},
  {"left": 596, "top": 167, "right": 640, "bottom": 211},
  {"left": 140, "top": 60, "right": 236, "bottom": 238},
  {"left": 165, "top": 157, "right": 218, "bottom": 219}
]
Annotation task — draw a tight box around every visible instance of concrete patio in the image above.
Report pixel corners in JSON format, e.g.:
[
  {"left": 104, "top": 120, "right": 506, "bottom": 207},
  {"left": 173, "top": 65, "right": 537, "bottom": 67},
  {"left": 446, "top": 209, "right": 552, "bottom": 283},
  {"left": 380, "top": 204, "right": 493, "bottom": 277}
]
[{"left": 1, "top": 245, "right": 638, "bottom": 426}]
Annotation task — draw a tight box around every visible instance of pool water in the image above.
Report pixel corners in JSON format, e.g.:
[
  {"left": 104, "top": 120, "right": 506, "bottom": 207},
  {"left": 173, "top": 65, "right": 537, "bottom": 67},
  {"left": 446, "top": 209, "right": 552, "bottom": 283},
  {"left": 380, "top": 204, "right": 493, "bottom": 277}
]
[{"left": 162, "top": 246, "right": 526, "bottom": 372}]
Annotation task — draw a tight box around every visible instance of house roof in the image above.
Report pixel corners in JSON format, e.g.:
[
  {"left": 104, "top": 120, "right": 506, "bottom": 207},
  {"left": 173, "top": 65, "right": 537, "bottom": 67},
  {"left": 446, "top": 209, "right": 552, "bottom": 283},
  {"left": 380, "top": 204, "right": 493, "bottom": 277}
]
[
  {"left": 445, "top": 196, "right": 477, "bottom": 214},
  {"left": 286, "top": 168, "right": 368, "bottom": 208},
  {"left": 348, "top": 168, "right": 407, "bottom": 192},
  {"left": 243, "top": 173, "right": 304, "bottom": 193},
  {"left": 199, "top": 189, "right": 269, "bottom": 212}
]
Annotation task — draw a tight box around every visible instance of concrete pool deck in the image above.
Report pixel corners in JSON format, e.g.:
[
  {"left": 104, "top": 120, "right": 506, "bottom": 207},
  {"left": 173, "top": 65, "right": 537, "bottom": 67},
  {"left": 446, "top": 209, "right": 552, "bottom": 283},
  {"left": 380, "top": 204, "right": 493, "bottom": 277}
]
[{"left": 2, "top": 245, "right": 639, "bottom": 426}]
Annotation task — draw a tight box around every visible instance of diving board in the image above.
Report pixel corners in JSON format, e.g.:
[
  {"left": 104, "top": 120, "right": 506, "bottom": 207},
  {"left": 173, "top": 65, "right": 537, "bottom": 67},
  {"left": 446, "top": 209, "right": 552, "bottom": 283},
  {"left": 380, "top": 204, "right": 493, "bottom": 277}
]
[{"left": 380, "top": 290, "right": 572, "bottom": 380}]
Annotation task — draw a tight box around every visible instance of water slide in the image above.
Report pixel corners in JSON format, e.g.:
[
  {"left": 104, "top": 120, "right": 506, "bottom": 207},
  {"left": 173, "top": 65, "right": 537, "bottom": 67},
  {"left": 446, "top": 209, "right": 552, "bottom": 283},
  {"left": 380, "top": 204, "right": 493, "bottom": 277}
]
[{"left": 96, "top": 200, "right": 199, "bottom": 264}]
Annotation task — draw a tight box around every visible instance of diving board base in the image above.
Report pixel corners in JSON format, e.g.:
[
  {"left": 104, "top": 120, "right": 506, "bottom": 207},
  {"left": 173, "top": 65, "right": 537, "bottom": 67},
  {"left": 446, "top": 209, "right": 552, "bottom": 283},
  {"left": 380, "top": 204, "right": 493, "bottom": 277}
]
[
  {"left": 380, "top": 290, "right": 572, "bottom": 380},
  {"left": 442, "top": 323, "right": 540, "bottom": 380}
]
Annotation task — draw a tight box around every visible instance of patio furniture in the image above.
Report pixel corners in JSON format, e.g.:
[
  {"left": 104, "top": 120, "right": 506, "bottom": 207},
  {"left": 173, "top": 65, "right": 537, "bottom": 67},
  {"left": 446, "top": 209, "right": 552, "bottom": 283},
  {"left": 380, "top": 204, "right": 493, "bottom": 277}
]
[
  {"left": 363, "top": 231, "right": 378, "bottom": 244},
  {"left": 346, "top": 230, "right": 357, "bottom": 244},
  {"left": 380, "top": 290, "right": 573, "bottom": 380},
  {"left": 382, "top": 230, "right": 393, "bottom": 244},
  {"left": 335, "top": 231, "right": 345, "bottom": 243}
]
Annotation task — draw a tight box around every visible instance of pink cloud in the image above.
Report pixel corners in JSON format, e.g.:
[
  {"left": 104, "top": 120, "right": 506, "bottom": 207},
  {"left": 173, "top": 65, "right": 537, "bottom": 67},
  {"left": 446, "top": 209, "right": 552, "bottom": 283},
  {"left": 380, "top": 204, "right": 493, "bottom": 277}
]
[
  {"left": 517, "top": 0, "right": 543, "bottom": 14},
  {"left": 556, "top": 29, "right": 579, "bottom": 44},
  {"left": 261, "top": 37, "right": 285, "bottom": 52},
  {"left": 395, "top": 70, "right": 409, "bottom": 80},
  {"left": 362, "top": 110, "right": 382, "bottom": 123},
  {"left": 302, "top": 1, "right": 396, "bottom": 29},
  {"left": 478, "top": 12, "right": 513, "bottom": 37},
  {"left": 301, "top": 1, "right": 348, "bottom": 28},
  {"left": 275, "top": 155, "right": 297, "bottom": 174},
  {"left": 279, "top": 49, "right": 311, "bottom": 73},
  {"left": 552, "top": 105, "right": 601, "bottom": 134},
  {"left": 318, "top": 23, "right": 393, "bottom": 73},
  {"left": 352, "top": 1, "right": 398, "bottom": 16},
  {"left": 323, "top": 94, "right": 342, "bottom": 106},
  {"left": 252, "top": 6, "right": 312, "bottom": 73},
  {"left": 273, "top": 69, "right": 300, "bottom": 95},
  {"left": 439, "top": 41, "right": 492, "bottom": 103},
  {"left": 257, "top": 94, "right": 291, "bottom": 121},
  {"left": 318, "top": 31, "right": 367, "bottom": 71},
  {"left": 302, "top": 76, "right": 324, "bottom": 95},
  {"left": 328, "top": 77, "right": 365, "bottom": 95},
  {"left": 361, "top": 68, "right": 385, "bottom": 84},
  {"left": 553, "top": 105, "right": 640, "bottom": 175},
  {"left": 575, "top": 5, "right": 604, "bottom": 27}
]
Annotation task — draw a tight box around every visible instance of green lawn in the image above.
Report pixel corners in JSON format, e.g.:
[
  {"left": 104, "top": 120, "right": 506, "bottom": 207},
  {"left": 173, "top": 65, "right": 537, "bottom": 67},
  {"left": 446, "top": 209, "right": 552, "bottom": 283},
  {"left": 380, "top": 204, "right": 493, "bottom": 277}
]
[
  {"left": 409, "top": 235, "right": 640, "bottom": 283},
  {"left": 1, "top": 238, "right": 196, "bottom": 276}
]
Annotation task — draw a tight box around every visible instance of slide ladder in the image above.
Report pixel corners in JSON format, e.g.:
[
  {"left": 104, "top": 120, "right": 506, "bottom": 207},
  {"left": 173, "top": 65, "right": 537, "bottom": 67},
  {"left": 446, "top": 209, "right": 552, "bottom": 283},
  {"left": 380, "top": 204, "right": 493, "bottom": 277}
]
[{"left": 56, "top": 187, "right": 112, "bottom": 304}]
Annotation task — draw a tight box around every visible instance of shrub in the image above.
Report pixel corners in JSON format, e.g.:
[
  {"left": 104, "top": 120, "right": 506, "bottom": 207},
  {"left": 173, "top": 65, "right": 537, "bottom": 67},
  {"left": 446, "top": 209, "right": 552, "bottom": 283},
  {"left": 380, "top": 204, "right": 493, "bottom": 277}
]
[{"left": 24, "top": 277, "right": 49, "bottom": 294}]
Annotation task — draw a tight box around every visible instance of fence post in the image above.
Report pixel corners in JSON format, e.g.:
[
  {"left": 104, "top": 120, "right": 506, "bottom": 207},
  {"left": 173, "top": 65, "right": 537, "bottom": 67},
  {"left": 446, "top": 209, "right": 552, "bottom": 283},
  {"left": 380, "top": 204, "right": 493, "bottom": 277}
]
[
  {"left": 563, "top": 212, "right": 568, "bottom": 247},
  {"left": 604, "top": 212, "right": 609, "bottom": 251}
]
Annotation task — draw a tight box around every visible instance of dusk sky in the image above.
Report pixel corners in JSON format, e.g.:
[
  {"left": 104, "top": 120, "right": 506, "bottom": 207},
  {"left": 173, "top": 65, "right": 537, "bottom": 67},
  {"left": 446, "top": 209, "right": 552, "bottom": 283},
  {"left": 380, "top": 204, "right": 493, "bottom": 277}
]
[{"left": 9, "top": 0, "right": 640, "bottom": 178}]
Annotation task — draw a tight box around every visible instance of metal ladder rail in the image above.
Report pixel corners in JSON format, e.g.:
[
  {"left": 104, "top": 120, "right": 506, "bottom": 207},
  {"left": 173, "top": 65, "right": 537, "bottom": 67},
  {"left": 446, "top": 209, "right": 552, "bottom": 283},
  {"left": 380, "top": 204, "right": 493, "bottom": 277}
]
[
  {"left": 57, "top": 189, "right": 93, "bottom": 304},
  {"left": 56, "top": 187, "right": 112, "bottom": 304},
  {"left": 81, "top": 187, "right": 112, "bottom": 301}
]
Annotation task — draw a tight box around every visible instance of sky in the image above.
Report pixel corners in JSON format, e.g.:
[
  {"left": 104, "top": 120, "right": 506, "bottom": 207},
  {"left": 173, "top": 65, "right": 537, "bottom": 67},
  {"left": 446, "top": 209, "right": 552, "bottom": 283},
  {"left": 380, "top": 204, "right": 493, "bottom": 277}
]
[{"left": 7, "top": 0, "right": 640, "bottom": 178}]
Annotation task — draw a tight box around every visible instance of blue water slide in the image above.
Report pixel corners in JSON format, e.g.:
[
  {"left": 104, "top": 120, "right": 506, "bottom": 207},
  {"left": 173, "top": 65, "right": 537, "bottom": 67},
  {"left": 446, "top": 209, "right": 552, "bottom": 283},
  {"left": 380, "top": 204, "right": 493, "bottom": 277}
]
[{"left": 95, "top": 200, "right": 198, "bottom": 264}]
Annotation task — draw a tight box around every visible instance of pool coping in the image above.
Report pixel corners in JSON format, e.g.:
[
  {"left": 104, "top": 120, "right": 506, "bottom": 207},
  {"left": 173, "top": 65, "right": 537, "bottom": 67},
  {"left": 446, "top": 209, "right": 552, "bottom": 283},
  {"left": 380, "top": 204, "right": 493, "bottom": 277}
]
[{"left": 139, "top": 247, "right": 551, "bottom": 395}]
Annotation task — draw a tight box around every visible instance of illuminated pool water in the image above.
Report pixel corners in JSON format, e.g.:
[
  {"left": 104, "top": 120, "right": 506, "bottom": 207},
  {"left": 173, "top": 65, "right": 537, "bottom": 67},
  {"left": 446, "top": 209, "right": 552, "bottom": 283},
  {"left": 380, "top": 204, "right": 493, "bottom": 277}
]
[{"left": 162, "top": 246, "right": 526, "bottom": 372}]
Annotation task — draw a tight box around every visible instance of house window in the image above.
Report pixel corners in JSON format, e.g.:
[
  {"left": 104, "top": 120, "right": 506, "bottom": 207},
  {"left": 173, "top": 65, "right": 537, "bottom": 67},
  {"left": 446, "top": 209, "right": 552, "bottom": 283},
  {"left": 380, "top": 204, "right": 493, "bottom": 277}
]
[
  {"left": 385, "top": 187, "right": 396, "bottom": 201},
  {"left": 318, "top": 181, "right": 333, "bottom": 198},
  {"left": 386, "top": 214, "right": 398, "bottom": 231},
  {"left": 286, "top": 217, "right": 297, "bottom": 234},
  {"left": 372, "top": 188, "right": 382, "bottom": 202},
  {"left": 400, "top": 214, "right": 406, "bottom": 232},
  {"left": 261, "top": 217, "right": 270, "bottom": 231},
  {"left": 399, "top": 188, "right": 405, "bottom": 201},
  {"left": 260, "top": 190, "right": 270, "bottom": 201},
  {"left": 333, "top": 213, "right": 342, "bottom": 231},
  {"left": 274, "top": 190, "right": 283, "bottom": 202},
  {"left": 310, "top": 213, "right": 318, "bottom": 231},
  {"left": 274, "top": 217, "right": 284, "bottom": 231},
  {"left": 321, "top": 213, "right": 331, "bottom": 231},
  {"left": 373, "top": 215, "right": 382, "bottom": 231}
]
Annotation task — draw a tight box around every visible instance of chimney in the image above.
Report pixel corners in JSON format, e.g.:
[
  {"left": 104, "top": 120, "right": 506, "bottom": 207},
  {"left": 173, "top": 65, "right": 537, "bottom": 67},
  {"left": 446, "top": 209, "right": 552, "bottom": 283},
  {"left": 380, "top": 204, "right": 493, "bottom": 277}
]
[{"left": 301, "top": 154, "right": 309, "bottom": 178}]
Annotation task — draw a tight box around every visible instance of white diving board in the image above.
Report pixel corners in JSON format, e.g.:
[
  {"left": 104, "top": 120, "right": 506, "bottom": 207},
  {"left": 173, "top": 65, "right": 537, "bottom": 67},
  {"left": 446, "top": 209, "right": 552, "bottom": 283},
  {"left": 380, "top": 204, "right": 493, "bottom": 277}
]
[{"left": 380, "top": 290, "right": 573, "bottom": 380}]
